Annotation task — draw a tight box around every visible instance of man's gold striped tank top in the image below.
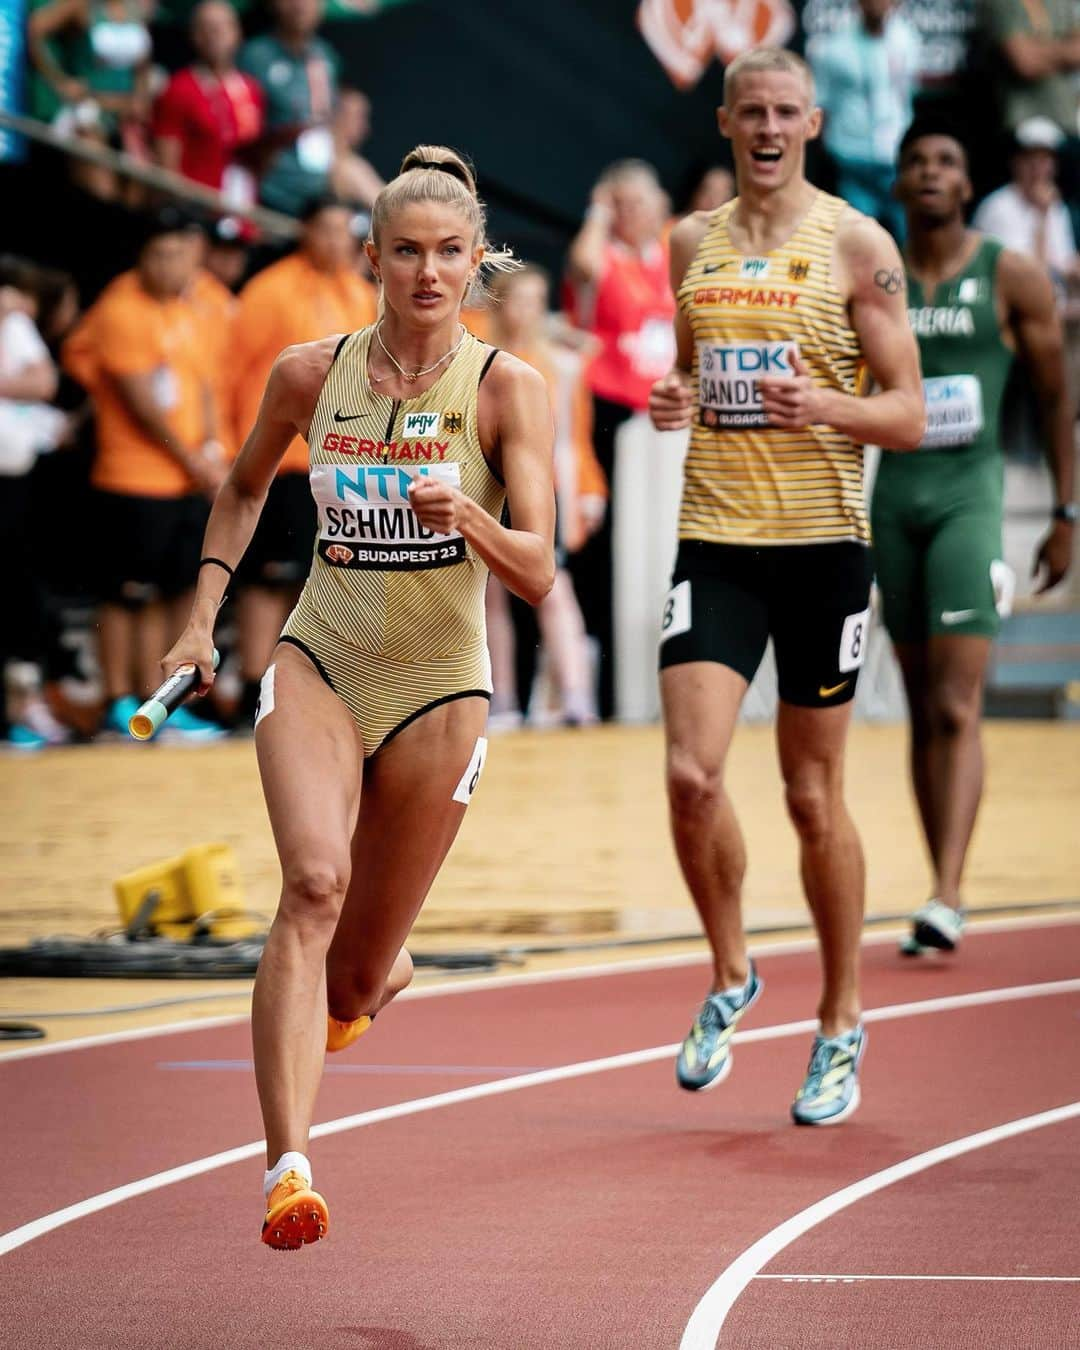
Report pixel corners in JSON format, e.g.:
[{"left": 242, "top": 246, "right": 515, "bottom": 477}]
[
  {"left": 677, "top": 191, "right": 869, "bottom": 546},
  {"left": 284, "top": 327, "right": 505, "bottom": 663}
]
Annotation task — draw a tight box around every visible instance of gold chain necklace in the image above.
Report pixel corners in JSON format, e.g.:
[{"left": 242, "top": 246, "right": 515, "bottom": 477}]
[{"left": 371, "top": 320, "right": 467, "bottom": 384}]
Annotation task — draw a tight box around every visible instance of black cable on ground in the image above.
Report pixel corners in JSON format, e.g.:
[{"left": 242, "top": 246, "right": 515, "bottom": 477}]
[
  {"left": 0, "top": 934, "right": 502, "bottom": 980},
  {"left": 0, "top": 1021, "right": 46, "bottom": 1041},
  {"left": 495, "top": 897, "right": 1080, "bottom": 960}
]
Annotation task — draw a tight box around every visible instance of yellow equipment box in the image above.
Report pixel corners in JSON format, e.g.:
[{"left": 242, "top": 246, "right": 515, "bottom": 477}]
[{"left": 114, "top": 842, "right": 256, "bottom": 940}]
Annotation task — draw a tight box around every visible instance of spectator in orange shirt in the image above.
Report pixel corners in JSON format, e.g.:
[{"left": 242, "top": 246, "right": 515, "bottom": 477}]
[
  {"left": 485, "top": 265, "right": 607, "bottom": 727},
  {"left": 228, "top": 195, "right": 377, "bottom": 724},
  {"left": 62, "top": 208, "right": 227, "bottom": 739}
]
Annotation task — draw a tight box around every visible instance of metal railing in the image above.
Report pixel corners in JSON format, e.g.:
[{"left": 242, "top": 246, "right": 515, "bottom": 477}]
[{"left": 0, "top": 108, "right": 300, "bottom": 242}]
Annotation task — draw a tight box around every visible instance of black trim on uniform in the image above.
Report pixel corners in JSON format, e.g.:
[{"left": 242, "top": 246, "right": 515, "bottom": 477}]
[
  {"left": 384, "top": 398, "right": 399, "bottom": 444},
  {"left": 277, "top": 636, "right": 337, "bottom": 693},
  {"left": 331, "top": 332, "right": 351, "bottom": 363},
  {"left": 477, "top": 347, "right": 505, "bottom": 486},
  {"left": 478, "top": 347, "right": 499, "bottom": 384},
  {"left": 377, "top": 689, "right": 490, "bottom": 753}
]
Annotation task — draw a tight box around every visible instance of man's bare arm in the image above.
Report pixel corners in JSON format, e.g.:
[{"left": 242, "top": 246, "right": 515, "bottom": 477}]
[
  {"left": 1000, "top": 249, "right": 1075, "bottom": 592},
  {"left": 761, "top": 216, "right": 924, "bottom": 448},
  {"left": 648, "top": 213, "right": 709, "bottom": 431}
]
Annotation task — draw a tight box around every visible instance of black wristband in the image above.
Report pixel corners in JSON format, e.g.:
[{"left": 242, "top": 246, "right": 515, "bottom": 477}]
[
  {"left": 1052, "top": 503, "right": 1078, "bottom": 524},
  {"left": 199, "top": 556, "right": 235, "bottom": 579}
]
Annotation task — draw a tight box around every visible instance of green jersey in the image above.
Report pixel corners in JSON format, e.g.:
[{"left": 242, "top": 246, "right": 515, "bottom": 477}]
[
  {"left": 906, "top": 237, "right": 1012, "bottom": 464},
  {"left": 871, "top": 237, "right": 1014, "bottom": 642}
]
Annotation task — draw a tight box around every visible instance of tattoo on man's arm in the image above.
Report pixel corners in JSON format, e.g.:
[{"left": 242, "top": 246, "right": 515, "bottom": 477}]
[{"left": 874, "top": 268, "right": 904, "bottom": 295}]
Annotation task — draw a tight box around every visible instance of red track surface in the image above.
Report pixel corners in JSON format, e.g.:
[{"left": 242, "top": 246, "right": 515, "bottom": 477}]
[{"left": 3, "top": 920, "right": 1079, "bottom": 1349}]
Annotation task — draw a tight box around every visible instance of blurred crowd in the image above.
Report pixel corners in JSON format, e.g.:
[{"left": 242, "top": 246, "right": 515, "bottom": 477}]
[
  {"left": 25, "top": 0, "right": 383, "bottom": 216},
  {"left": 3, "top": 0, "right": 1080, "bottom": 746}
]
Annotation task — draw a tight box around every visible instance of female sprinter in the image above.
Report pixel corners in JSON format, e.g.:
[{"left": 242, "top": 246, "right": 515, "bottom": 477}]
[{"left": 162, "top": 146, "right": 555, "bottom": 1249}]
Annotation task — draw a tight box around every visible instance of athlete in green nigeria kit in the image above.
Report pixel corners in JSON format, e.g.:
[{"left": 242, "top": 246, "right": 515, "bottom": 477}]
[{"left": 873, "top": 120, "right": 1075, "bottom": 955}]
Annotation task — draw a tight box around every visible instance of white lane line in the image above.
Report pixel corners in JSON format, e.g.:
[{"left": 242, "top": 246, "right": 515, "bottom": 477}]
[
  {"left": 3, "top": 976, "right": 1080, "bottom": 1258},
  {"left": 757, "top": 1274, "right": 1080, "bottom": 1283},
  {"left": 680, "top": 1101, "right": 1080, "bottom": 1350},
  {"left": 3, "top": 910, "right": 1077, "bottom": 1063}
]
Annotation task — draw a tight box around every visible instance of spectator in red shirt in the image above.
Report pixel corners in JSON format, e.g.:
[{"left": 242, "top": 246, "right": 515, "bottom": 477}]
[
  {"left": 564, "top": 159, "right": 675, "bottom": 718},
  {"left": 153, "top": 0, "right": 265, "bottom": 208}
]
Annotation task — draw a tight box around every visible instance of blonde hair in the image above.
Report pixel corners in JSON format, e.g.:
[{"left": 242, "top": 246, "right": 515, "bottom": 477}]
[
  {"left": 722, "top": 47, "right": 815, "bottom": 107},
  {"left": 369, "top": 144, "right": 518, "bottom": 279}
]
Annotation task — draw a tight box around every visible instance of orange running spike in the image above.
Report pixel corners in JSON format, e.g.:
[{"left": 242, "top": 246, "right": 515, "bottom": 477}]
[
  {"left": 261, "top": 1171, "right": 329, "bottom": 1251},
  {"left": 326, "top": 1014, "right": 372, "bottom": 1053}
]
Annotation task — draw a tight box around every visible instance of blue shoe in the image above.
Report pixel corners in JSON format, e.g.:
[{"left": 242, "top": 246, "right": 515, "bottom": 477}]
[
  {"left": 102, "top": 695, "right": 141, "bottom": 737},
  {"left": 911, "top": 898, "right": 965, "bottom": 952},
  {"left": 4, "top": 723, "right": 48, "bottom": 750},
  {"left": 791, "top": 1024, "right": 866, "bottom": 1126},
  {"left": 159, "top": 705, "right": 226, "bottom": 742},
  {"left": 675, "top": 961, "right": 763, "bottom": 1091}
]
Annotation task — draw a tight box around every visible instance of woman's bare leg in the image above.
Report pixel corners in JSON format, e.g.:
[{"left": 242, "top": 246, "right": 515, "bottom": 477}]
[{"left": 252, "top": 645, "right": 363, "bottom": 1164}]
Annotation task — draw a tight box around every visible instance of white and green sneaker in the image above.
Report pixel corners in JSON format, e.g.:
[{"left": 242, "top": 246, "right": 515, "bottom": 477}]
[
  {"left": 675, "top": 962, "right": 762, "bottom": 1092},
  {"left": 791, "top": 1023, "right": 866, "bottom": 1126},
  {"left": 901, "top": 898, "right": 965, "bottom": 956}
]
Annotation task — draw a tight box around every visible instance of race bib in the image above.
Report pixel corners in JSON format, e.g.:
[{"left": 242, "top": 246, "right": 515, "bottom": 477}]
[
  {"left": 660, "top": 579, "right": 691, "bottom": 643},
  {"left": 838, "top": 606, "right": 871, "bottom": 673},
  {"left": 697, "top": 340, "right": 799, "bottom": 429},
  {"left": 310, "top": 462, "right": 466, "bottom": 571},
  {"left": 920, "top": 375, "right": 983, "bottom": 449}
]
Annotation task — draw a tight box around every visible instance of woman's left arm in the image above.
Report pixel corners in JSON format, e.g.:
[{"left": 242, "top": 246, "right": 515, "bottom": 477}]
[{"left": 408, "top": 353, "right": 556, "bottom": 605}]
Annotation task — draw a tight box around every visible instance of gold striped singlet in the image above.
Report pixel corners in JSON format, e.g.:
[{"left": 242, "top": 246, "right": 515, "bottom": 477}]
[
  {"left": 280, "top": 327, "right": 505, "bottom": 754},
  {"left": 677, "top": 191, "right": 869, "bottom": 547}
]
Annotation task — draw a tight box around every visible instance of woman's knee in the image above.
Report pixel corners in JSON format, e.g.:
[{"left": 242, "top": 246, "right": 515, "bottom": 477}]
[{"left": 279, "top": 858, "right": 350, "bottom": 930}]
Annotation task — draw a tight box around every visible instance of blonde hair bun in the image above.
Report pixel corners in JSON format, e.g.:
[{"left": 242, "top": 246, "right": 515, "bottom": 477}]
[{"left": 370, "top": 143, "right": 519, "bottom": 281}]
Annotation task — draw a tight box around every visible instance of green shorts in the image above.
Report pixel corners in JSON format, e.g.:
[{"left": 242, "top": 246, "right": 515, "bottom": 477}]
[{"left": 871, "top": 454, "right": 1004, "bottom": 643}]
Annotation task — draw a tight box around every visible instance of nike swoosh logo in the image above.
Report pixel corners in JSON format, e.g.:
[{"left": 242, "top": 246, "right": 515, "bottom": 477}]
[
  {"left": 702, "top": 263, "right": 728, "bottom": 275},
  {"left": 818, "top": 681, "right": 849, "bottom": 698},
  {"left": 333, "top": 410, "right": 368, "bottom": 423},
  {"left": 941, "top": 609, "right": 977, "bottom": 624}
]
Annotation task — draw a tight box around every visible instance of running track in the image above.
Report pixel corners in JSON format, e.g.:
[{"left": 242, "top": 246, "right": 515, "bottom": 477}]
[{"left": 3, "top": 918, "right": 1079, "bottom": 1349}]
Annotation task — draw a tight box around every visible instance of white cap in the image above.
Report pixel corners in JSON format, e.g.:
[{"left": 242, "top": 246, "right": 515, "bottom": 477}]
[{"left": 1014, "top": 116, "right": 1064, "bottom": 151}]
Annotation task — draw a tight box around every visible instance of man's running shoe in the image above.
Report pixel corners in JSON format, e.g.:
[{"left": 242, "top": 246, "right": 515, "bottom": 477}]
[
  {"left": 675, "top": 961, "right": 763, "bottom": 1091},
  {"left": 261, "top": 1171, "right": 329, "bottom": 1251},
  {"left": 326, "top": 1014, "right": 372, "bottom": 1053},
  {"left": 791, "top": 1024, "right": 866, "bottom": 1126},
  {"left": 908, "top": 898, "right": 965, "bottom": 953}
]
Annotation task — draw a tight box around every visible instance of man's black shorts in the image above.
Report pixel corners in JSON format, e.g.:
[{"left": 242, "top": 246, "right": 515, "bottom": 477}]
[
  {"left": 658, "top": 539, "right": 874, "bottom": 707},
  {"left": 238, "top": 471, "right": 316, "bottom": 588},
  {"left": 95, "top": 489, "right": 208, "bottom": 604}
]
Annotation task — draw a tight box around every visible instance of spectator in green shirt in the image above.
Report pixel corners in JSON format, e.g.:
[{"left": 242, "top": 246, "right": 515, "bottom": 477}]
[
  {"left": 979, "top": 0, "right": 1080, "bottom": 136},
  {"left": 238, "top": 0, "right": 341, "bottom": 216}
]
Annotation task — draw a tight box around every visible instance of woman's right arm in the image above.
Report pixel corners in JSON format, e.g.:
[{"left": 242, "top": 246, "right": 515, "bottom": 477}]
[
  {"left": 163, "top": 339, "right": 333, "bottom": 686},
  {"left": 27, "top": 0, "right": 90, "bottom": 104}
]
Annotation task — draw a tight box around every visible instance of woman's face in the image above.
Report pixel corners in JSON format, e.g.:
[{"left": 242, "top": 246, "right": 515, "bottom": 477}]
[
  {"left": 368, "top": 200, "right": 482, "bottom": 328},
  {"left": 498, "top": 272, "right": 547, "bottom": 338},
  {"left": 192, "top": 1, "right": 241, "bottom": 68},
  {"left": 609, "top": 173, "right": 664, "bottom": 247}
]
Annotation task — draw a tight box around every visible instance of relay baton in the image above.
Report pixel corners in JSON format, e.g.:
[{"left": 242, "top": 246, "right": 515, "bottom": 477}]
[{"left": 128, "top": 648, "right": 220, "bottom": 741}]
